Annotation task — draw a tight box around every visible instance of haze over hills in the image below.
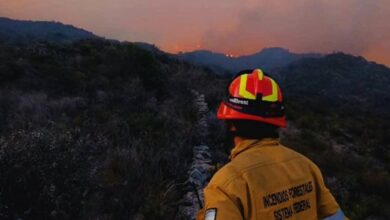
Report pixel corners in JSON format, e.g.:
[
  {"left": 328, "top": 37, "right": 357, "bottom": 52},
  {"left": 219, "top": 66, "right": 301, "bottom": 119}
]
[
  {"left": 0, "top": 17, "right": 321, "bottom": 72},
  {"left": 0, "top": 17, "right": 98, "bottom": 44},
  {"left": 2, "top": 16, "right": 388, "bottom": 74}
]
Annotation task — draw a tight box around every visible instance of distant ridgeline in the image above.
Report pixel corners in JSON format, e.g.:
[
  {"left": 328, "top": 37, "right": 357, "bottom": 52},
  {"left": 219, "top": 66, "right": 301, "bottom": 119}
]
[
  {"left": 0, "top": 17, "right": 98, "bottom": 44},
  {"left": 176, "top": 48, "right": 322, "bottom": 74}
]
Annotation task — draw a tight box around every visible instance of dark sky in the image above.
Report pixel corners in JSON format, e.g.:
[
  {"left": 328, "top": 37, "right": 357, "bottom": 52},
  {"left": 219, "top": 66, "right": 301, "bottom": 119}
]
[{"left": 1, "top": 0, "right": 389, "bottom": 66}]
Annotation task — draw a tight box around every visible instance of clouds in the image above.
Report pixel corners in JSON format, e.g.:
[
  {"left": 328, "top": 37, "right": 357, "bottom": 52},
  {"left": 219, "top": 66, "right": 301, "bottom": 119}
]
[{"left": 0, "top": 0, "right": 389, "bottom": 65}]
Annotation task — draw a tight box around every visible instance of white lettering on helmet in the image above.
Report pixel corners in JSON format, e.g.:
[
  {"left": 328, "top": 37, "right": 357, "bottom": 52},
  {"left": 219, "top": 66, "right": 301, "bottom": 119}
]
[{"left": 229, "top": 98, "right": 249, "bottom": 105}]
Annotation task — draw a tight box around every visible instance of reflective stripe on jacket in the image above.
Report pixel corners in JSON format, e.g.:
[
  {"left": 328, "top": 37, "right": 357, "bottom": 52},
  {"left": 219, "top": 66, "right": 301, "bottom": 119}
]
[{"left": 197, "top": 139, "right": 346, "bottom": 220}]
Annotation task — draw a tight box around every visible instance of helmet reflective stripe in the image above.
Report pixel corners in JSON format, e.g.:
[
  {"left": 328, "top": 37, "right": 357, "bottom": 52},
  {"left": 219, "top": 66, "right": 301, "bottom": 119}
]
[
  {"left": 323, "top": 209, "right": 345, "bottom": 220},
  {"left": 239, "top": 74, "right": 256, "bottom": 100},
  {"left": 262, "top": 78, "right": 279, "bottom": 102},
  {"left": 255, "top": 68, "right": 264, "bottom": 80}
]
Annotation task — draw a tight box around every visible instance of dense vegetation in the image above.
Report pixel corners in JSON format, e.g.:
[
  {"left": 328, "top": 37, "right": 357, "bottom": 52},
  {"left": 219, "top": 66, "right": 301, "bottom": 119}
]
[
  {"left": 0, "top": 39, "right": 226, "bottom": 219},
  {"left": 0, "top": 38, "right": 389, "bottom": 220},
  {"left": 278, "top": 55, "right": 390, "bottom": 219}
]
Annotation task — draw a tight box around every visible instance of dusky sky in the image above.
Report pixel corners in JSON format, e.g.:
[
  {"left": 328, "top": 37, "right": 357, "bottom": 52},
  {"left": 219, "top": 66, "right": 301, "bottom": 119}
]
[{"left": 1, "top": 0, "right": 389, "bottom": 66}]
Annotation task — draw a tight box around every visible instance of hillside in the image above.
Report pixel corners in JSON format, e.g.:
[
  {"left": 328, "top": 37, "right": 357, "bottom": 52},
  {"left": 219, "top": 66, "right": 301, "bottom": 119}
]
[
  {"left": 0, "top": 39, "right": 227, "bottom": 219},
  {"left": 0, "top": 17, "right": 97, "bottom": 44},
  {"left": 177, "top": 47, "right": 321, "bottom": 73},
  {"left": 280, "top": 53, "right": 390, "bottom": 116},
  {"left": 0, "top": 36, "right": 389, "bottom": 219},
  {"left": 277, "top": 54, "right": 390, "bottom": 219}
]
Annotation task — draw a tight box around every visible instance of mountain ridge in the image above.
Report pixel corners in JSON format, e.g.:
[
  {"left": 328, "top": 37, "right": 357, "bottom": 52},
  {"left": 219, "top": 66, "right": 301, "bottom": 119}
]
[
  {"left": 0, "top": 17, "right": 98, "bottom": 44},
  {"left": 177, "top": 47, "right": 322, "bottom": 73}
]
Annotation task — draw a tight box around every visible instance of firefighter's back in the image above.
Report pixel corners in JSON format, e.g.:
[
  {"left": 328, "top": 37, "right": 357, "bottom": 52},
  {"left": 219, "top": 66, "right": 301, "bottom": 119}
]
[{"left": 203, "top": 139, "right": 341, "bottom": 220}]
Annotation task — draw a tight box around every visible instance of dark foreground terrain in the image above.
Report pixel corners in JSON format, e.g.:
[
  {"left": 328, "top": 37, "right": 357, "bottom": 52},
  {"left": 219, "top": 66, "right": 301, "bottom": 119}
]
[{"left": 0, "top": 39, "right": 389, "bottom": 219}]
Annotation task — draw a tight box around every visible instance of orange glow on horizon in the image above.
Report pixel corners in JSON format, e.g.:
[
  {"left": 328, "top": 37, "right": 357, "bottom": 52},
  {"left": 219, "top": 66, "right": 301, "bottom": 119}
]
[
  {"left": 163, "top": 43, "right": 390, "bottom": 68},
  {"left": 0, "top": 0, "right": 389, "bottom": 67}
]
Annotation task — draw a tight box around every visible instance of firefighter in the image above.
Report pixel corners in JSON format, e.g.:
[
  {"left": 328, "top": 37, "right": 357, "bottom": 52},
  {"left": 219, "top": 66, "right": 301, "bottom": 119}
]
[{"left": 197, "top": 69, "right": 347, "bottom": 220}]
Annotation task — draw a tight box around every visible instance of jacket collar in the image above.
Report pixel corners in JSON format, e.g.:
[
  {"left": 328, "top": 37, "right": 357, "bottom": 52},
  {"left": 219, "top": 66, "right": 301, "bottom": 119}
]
[{"left": 230, "top": 138, "right": 279, "bottom": 160}]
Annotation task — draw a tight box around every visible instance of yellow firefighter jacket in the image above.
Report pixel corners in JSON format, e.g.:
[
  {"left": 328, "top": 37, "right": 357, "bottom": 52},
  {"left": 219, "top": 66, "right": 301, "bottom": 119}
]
[{"left": 197, "top": 138, "right": 345, "bottom": 220}]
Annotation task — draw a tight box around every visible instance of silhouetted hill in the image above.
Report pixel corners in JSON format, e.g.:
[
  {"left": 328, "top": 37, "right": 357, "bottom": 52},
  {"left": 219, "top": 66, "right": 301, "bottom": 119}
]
[
  {"left": 177, "top": 47, "right": 321, "bottom": 73},
  {"left": 0, "top": 17, "right": 98, "bottom": 44},
  {"left": 134, "top": 42, "right": 163, "bottom": 54},
  {"left": 279, "top": 53, "right": 390, "bottom": 116}
]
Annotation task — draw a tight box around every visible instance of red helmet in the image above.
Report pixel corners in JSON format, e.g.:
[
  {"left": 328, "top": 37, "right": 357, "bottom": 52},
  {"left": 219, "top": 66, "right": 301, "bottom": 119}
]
[{"left": 217, "top": 69, "right": 286, "bottom": 127}]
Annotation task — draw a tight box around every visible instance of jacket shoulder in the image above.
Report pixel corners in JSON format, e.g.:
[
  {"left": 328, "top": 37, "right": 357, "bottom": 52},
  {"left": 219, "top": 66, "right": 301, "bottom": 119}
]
[
  {"left": 207, "top": 162, "right": 243, "bottom": 188},
  {"left": 277, "top": 143, "right": 319, "bottom": 167},
  {"left": 207, "top": 143, "right": 320, "bottom": 188}
]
